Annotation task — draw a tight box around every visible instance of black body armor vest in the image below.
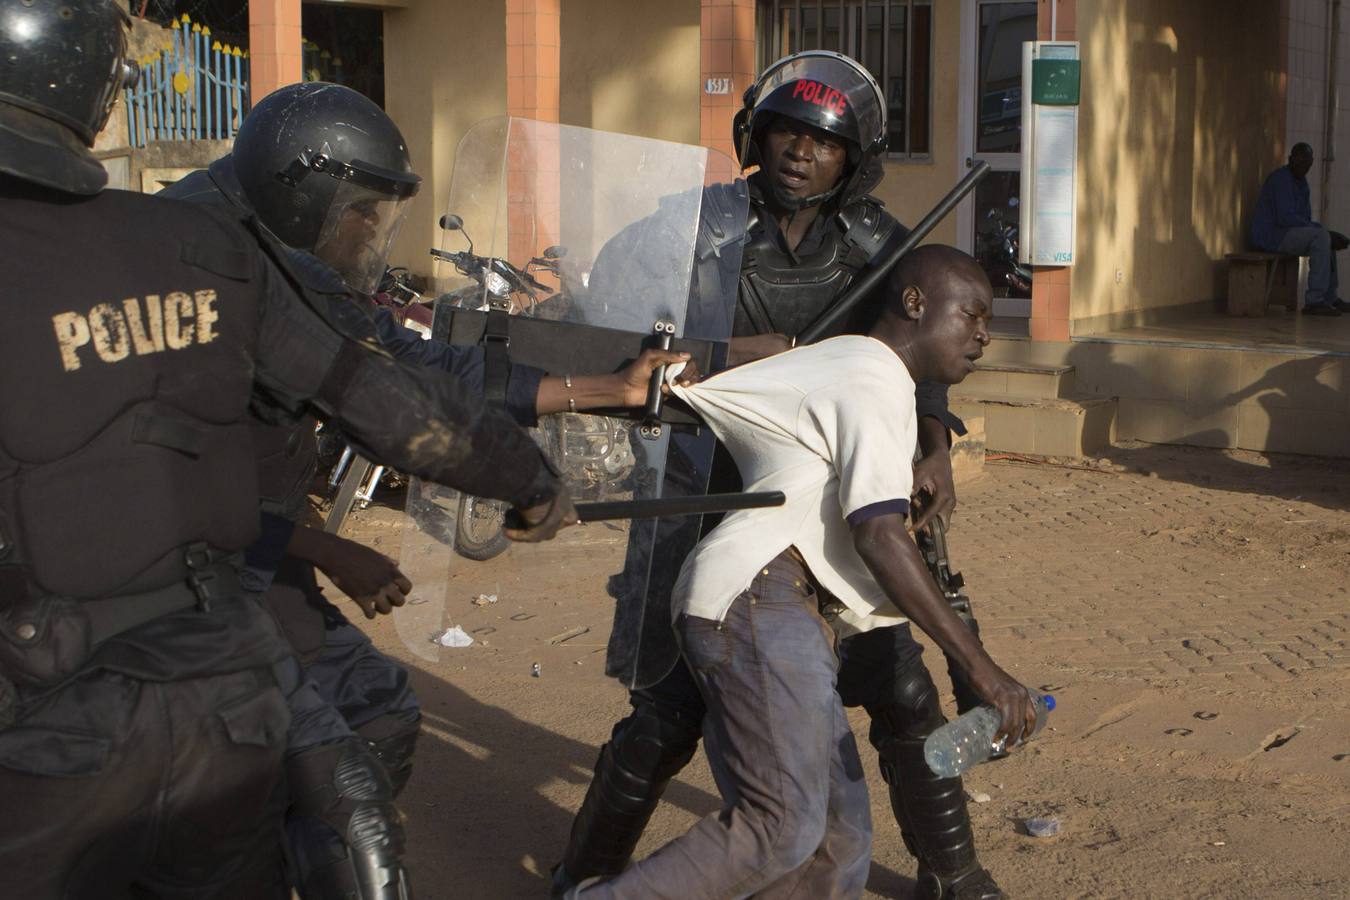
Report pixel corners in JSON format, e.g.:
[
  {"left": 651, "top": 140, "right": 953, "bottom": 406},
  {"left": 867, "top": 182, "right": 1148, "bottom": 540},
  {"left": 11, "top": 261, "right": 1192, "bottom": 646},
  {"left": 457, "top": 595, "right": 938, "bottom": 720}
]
[
  {"left": 0, "top": 181, "right": 265, "bottom": 601},
  {"left": 735, "top": 193, "right": 901, "bottom": 340},
  {"left": 163, "top": 163, "right": 320, "bottom": 523},
  {"left": 249, "top": 414, "right": 317, "bottom": 521}
]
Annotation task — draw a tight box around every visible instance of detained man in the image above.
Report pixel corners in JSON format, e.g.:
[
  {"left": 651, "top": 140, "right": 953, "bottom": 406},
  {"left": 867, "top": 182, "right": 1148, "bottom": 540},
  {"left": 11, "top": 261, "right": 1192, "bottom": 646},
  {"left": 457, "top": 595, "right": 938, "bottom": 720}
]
[{"left": 570, "top": 245, "right": 1040, "bottom": 899}]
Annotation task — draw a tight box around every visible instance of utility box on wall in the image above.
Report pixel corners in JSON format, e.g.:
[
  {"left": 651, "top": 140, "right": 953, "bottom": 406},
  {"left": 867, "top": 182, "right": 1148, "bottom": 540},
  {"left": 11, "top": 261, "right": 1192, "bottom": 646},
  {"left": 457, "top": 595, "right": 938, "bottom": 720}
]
[{"left": 1020, "top": 41, "right": 1079, "bottom": 266}]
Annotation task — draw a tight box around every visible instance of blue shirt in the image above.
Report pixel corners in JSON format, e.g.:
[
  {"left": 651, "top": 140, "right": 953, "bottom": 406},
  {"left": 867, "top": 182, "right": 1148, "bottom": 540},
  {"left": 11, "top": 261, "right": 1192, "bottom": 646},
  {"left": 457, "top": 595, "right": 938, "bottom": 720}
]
[
  {"left": 371, "top": 307, "right": 543, "bottom": 428},
  {"left": 1251, "top": 166, "right": 1313, "bottom": 251}
]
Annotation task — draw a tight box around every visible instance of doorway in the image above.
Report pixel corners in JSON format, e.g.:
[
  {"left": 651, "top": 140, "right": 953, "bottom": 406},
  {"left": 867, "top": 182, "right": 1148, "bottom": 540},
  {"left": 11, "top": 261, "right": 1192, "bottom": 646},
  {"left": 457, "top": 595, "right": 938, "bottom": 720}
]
[
  {"left": 301, "top": 2, "right": 386, "bottom": 107},
  {"left": 956, "top": 0, "right": 1037, "bottom": 322}
]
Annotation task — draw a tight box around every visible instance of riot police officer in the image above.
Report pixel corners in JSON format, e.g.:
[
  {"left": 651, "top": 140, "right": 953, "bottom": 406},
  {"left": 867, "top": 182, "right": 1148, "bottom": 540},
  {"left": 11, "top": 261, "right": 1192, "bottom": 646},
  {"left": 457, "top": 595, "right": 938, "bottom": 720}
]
[
  {"left": 164, "top": 80, "right": 696, "bottom": 900},
  {"left": 555, "top": 51, "right": 1003, "bottom": 900},
  {"left": 161, "top": 81, "right": 453, "bottom": 899},
  {"left": 0, "top": 3, "right": 573, "bottom": 897}
]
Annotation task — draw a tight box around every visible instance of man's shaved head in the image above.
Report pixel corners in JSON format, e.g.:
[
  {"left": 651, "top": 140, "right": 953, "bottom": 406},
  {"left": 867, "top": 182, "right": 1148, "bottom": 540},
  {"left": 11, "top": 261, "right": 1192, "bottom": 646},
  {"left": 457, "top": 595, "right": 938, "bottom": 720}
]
[
  {"left": 883, "top": 244, "right": 990, "bottom": 320},
  {"left": 868, "top": 244, "right": 993, "bottom": 385}
]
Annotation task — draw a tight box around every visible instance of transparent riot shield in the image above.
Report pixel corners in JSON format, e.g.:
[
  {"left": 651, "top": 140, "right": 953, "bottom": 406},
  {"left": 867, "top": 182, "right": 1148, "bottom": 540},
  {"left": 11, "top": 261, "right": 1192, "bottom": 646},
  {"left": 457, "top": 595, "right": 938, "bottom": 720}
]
[{"left": 396, "top": 118, "right": 746, "bottom": 682}]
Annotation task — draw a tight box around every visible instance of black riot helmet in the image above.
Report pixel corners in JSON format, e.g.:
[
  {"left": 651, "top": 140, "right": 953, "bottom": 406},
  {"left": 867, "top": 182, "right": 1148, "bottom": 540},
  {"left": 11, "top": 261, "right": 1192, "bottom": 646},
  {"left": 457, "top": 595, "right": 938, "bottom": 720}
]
[
  {"left": 231, "top": 82, "right": 421, "bottom": 294},
  {"left": 0, "top": 0, "right": 139, "bottom": 194},
  {"left": 733, "top": 51, "right": 887, "bottom": 208}
]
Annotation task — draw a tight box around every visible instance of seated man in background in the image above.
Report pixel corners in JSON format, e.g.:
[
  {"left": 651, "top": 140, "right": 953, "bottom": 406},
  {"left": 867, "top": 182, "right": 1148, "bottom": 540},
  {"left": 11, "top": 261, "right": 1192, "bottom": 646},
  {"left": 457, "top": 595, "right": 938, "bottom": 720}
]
[
  {"left": 570, "top": 246, "right": 1040, "bottom": 899},
  {"left": 1251, "top": 142, "right": 1350, "bottom": 316}
]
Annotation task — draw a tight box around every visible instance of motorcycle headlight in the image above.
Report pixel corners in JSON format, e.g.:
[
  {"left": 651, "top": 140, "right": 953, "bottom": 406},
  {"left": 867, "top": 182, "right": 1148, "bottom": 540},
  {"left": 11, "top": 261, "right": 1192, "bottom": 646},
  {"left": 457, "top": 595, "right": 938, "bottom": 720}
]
[{"left": 485, "top": 270, "right": 510, "bottom": 298}]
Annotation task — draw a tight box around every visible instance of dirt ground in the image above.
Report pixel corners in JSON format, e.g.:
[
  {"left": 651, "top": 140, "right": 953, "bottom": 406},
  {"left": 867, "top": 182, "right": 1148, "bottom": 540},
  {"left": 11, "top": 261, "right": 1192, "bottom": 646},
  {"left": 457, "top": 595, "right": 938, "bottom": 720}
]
[{"left": 322, "top": 443, "right": 1350, "bottom": 900}]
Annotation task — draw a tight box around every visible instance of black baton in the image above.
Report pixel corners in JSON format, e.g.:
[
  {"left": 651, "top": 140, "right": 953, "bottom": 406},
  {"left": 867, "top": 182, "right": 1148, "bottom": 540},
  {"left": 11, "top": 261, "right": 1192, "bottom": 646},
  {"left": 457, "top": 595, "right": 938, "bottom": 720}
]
[
  {"left": 504, "top": 491, "right": 786, "bottom": 530},
  {"left": 797, "top": 160, "right": 992, "bottom": 345},
  {"left": 575, "top": 491, "right": 786, "bottom": 523}
]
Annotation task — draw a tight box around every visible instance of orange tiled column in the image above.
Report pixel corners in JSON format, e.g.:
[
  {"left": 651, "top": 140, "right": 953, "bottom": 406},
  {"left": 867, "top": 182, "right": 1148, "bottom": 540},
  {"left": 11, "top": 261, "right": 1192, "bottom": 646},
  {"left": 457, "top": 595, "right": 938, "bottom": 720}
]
[
  {"left": 248, "top": 0, "right": 302, "bottom": 102},
  {"left": 700, "top": 0, "right": 757, "bottom": 178},
  {"left": 506, "top": 0, "right": 560, "bottom": 122},
  {"left": 1028, "top": 0, "right": 1076, "bottom": 342},
  {"left": 505, "top": 0, "right": 561, "bottom": 269}
]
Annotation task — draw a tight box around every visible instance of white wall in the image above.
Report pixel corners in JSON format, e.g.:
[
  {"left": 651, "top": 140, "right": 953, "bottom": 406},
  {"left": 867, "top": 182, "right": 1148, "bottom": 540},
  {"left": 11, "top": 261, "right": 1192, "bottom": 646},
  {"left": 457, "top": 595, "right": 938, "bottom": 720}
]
[{"left": 1284, "top": 0, "right": 1350, "bottom": 232}]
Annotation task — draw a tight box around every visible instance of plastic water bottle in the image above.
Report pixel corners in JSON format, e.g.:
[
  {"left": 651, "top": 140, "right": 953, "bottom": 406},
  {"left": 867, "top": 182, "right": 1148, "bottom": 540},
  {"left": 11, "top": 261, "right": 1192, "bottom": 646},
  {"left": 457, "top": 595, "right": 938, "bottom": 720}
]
[{"left": 924, "top": 691, "right": 1056, "bottom": 778}]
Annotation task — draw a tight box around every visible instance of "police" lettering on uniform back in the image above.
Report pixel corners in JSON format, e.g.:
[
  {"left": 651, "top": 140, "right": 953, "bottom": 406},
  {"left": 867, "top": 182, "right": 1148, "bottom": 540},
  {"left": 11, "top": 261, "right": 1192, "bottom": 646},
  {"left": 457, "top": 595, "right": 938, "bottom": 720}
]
[{"left": 51, "top": 290, "right": 220, "bottom": 372}]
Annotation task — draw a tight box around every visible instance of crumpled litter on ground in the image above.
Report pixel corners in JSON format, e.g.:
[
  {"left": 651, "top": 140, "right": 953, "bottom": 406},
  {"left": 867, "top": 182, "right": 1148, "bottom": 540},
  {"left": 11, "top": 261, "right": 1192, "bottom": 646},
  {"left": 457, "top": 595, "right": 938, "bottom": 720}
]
[
  {"left": 1025, "top": 816, "right": 1060, "bottom": 837},
  {"left": 434, "top": 626, "right": 474, "bottom": 648}
]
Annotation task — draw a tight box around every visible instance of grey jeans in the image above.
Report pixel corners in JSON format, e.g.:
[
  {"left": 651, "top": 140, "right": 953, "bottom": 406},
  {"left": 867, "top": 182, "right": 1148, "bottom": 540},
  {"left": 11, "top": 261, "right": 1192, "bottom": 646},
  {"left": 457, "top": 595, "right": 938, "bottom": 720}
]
[
  {"left": 1278, "top": 225, "right": 1340, "bottom": 306},
  {"left": 575, "top": 551, "right": 872, "bottom": 899}
]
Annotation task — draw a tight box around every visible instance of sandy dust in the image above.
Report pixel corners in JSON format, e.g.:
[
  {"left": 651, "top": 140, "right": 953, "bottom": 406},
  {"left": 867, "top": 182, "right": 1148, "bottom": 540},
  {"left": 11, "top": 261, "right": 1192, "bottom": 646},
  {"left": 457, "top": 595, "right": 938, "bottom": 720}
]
[{"left": 318, "top": 443, "right": 1350, "bottom": 899}]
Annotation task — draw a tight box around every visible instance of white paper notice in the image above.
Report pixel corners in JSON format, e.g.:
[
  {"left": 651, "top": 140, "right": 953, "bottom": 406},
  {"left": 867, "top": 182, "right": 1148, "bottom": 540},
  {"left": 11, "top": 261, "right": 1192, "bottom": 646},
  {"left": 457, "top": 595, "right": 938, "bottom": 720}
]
[{"left": 1032, "top": 107, "right": 1077, "bottom": 265}]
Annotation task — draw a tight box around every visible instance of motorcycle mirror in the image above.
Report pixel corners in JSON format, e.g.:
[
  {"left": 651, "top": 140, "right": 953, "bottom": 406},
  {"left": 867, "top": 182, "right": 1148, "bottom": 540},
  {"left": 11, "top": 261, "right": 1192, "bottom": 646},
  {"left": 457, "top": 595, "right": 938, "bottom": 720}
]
[
  {"left": 1007, "top": 197, "right": 1020, "bottom": 208},
  {"left": 543, "top": 245, "right": 567, "bottom": 260},
  {"left": 437, "top": 214, "right": 475, "bottom": 256}
]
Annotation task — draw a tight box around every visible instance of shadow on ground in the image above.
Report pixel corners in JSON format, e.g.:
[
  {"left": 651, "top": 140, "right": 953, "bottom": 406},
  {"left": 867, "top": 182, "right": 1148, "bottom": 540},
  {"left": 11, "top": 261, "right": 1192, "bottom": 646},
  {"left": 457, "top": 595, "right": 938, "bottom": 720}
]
[
  {"left": 1095, "top": 442, "right": 1350, "bottom": 513},
  {"left": 398, "top": 663, "right": 916, "bottom": 898}
]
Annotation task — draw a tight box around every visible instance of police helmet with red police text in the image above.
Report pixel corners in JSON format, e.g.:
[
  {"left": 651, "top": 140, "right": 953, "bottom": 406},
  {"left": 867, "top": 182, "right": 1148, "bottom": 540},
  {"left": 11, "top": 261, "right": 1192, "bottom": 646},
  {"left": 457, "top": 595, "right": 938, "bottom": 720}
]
[{"left": 733, "top": 51, "right": 886, "bottom": 204}]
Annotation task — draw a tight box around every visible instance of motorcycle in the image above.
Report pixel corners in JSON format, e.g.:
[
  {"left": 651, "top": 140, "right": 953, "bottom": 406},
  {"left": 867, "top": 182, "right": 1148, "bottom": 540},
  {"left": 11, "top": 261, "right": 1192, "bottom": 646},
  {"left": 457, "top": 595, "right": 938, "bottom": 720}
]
[
  {"left": 423, "top": 215, "right": 638, "bottom": 561},
  {"left": 977, "top": 196, "right": 1032, "bottom": 298},
  {"left": 434, "top": 213, "right": 570, "bottom": 316},
  {"left": 319, "top": 267, "right": 430, "bottom": 534}
]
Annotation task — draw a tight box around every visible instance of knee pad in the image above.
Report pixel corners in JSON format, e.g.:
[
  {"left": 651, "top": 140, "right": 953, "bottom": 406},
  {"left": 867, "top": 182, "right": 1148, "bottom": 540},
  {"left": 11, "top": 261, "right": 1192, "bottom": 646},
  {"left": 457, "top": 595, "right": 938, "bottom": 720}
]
[
  {"left": 359, "top": 716, "right": 421, "bottom": 797},
  {"left": 869, "top": 663, "right": 946, "bottom": 749},
  {"left": 609, "top": 704, "right": 701, "bottom": 786},
  {"left": 287, "top": 739, "right": 410, "bottom": 900}
]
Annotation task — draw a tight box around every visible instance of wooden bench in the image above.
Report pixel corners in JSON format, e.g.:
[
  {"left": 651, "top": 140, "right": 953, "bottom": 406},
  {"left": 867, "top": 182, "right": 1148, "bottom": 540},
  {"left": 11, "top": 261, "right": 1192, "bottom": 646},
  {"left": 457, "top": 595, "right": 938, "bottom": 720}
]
[{"left": 1224, "top": 252, "right": 1301, "bottom": 317}]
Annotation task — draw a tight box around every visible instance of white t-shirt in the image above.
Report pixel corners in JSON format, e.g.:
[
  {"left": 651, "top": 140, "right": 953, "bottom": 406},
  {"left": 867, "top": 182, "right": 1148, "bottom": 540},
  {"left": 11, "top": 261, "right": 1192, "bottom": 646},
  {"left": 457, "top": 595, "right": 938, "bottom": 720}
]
[{"left": 669, "top": 335, "right": 917, "bottom": 631}]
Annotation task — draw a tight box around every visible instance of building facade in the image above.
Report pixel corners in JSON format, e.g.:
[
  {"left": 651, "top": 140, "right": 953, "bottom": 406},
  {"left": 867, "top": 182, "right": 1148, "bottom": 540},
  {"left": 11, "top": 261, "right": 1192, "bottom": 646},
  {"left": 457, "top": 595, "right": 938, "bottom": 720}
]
[{"left": 234, "top": 0, "right": 1350, "bottom": 456}]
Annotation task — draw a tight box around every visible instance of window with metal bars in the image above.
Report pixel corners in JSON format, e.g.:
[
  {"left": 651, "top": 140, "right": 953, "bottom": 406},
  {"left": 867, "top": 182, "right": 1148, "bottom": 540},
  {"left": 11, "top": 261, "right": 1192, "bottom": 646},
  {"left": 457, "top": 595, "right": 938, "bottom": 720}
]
[{"left": 756, "top": 0, "right": 932, "bottom": 158}]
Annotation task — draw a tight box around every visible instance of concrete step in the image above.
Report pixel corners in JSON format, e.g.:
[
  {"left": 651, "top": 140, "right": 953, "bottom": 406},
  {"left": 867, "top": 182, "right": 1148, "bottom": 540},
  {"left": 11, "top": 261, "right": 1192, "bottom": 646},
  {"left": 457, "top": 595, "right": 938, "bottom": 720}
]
[
  {"left": 951, "top": 394, "right": 1117, "bottom": 458},
  {"left": 953, "top": 361, "right": 1076, "bottom": 400}
]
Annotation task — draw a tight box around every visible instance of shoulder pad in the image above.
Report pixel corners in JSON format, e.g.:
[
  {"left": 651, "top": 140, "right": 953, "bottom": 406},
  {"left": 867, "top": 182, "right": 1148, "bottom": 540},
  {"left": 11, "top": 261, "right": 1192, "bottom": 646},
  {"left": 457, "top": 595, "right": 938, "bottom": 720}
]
[
  {"left": 245, "top": 219, "right": 380, "bottom": 340},
  {"left": 836, "top": 194, "right": 901, "bottom": 262},
  {"left": 241, "top": 216, "right": 349, "bottom": 296},
  {"left": 282, "top": 246, "right": 350, "bottom": 295},
  {"left": 156, "top": 168, "right": 214, "bottom": 202},
  {"left": 697, "top": 179, "right": 751, "bottom": 262},
  {"left": 176, "top": 202, "right": 257, "bottom": 281}
]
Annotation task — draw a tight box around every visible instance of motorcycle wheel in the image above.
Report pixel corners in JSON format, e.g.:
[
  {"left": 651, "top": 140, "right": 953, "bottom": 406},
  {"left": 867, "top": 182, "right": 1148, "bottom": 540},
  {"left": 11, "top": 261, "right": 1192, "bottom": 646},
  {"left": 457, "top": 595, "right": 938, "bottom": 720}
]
[{"left": 453, "top": 495, "right": 511, "bottom": 561}]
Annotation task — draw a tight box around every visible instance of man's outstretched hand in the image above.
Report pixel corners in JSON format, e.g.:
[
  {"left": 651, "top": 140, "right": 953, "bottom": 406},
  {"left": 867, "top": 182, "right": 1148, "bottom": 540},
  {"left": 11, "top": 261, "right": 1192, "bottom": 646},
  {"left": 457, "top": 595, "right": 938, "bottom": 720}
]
[
  {"left": 618, "top": 348, "right": 701, "bottom": 407},
  {"left": 504, "top": 488, "right": 579, "bottom": 542},
  {"left": 301, "top": 530, "right": 412, "bottom": 620}
]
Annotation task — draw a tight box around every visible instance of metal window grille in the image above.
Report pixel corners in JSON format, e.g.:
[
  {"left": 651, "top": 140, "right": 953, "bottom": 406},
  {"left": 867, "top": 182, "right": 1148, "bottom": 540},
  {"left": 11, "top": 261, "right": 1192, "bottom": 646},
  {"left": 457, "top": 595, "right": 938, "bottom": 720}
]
[
  {"left": 123, "top": 13, "right": 250, "bottom": 146},
  {"left": 757, "top": 0, "right": 932, "bottom": 159}
]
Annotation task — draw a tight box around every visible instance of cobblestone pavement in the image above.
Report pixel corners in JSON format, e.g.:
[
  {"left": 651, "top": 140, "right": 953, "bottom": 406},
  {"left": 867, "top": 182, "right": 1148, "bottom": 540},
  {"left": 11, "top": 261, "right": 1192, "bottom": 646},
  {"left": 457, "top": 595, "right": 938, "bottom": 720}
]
[
  {"left": 950, "top": 447, "right": 1350, "bottom": 687},
  {"left": 918, "top": 446, "right": 1350, "bottom": 899}
]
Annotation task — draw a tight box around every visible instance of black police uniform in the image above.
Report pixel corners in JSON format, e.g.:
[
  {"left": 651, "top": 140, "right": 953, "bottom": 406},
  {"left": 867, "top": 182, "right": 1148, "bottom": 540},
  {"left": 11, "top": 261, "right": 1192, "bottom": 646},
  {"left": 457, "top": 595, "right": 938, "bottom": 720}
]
[
  {"left": 161, "top": 156, "right": 551, "bottom": 897},
  {"left": 0, "top": 175, "right": 559, "bottom": 898},
  {"left": 558, "top": 172, "right": 994, "bottom": 898},
  {"left": 165, "top": 157, "right": 544, "bottom": 772}
]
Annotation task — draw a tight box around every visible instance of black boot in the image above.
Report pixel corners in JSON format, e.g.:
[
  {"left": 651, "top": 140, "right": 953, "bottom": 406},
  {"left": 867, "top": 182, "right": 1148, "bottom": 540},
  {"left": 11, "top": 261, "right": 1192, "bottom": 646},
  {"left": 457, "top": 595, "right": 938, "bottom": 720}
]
[
  {"left": 551, "top": 708, "right": 699, "bottom": 897},
  {"left": 881, "top": 738, "right": 1006, "bottom": 900}
]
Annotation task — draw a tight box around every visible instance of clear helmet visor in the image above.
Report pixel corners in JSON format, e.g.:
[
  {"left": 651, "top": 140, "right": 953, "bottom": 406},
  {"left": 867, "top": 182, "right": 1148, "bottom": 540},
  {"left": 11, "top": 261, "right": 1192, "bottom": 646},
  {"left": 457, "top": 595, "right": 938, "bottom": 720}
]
[{"left": 313, "top": 180, "right": 413, "bottom": 295}]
